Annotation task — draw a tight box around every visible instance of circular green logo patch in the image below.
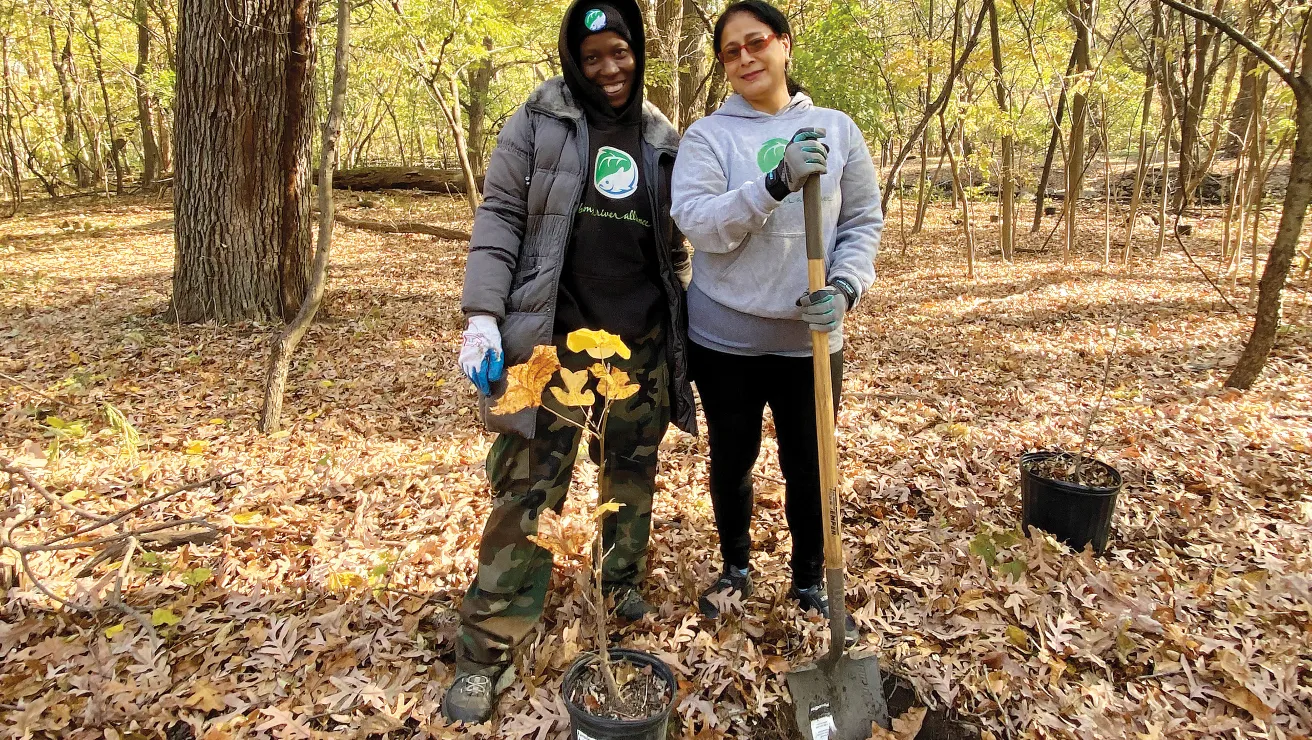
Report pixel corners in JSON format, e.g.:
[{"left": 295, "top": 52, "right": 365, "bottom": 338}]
[
  {"left": 584, "top": 9, "right": 607, "bottom": 31},
  {"left": 594, "top": 146, "right": 638, "bottom": 199},
  {"left": 757, "top": 138, "right": 788, "bottom": 173}
]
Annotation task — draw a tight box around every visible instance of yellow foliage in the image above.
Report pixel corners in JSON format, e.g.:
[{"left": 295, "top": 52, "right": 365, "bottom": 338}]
[
  {"left": 566, "top": 329, "right": 631, "bottom": 360},
  {"left": 492, "top": 345, "right": 561, "bottom": 415},
  {"left": 550, "top": 368, "right": 595, "bottom": 407},
  {"left": 591, "top": 364, "right": 640, "bottom": 400}
]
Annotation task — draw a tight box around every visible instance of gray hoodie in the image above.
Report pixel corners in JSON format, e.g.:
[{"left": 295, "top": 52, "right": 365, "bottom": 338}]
[{"left": 670, "top": 93, "right": 882, "bottom": 356}]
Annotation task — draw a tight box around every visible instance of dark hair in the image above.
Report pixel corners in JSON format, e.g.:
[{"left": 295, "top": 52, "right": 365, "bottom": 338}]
[{"left": 711, "top": 0, "right": 806, "bottom": 96}]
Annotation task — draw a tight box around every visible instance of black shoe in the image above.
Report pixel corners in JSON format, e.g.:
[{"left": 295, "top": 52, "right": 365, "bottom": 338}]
[
  {"left": 440, "top": 666, "right": 512, "bottom": 724},
  {"left": 698, "top": 565, "right": 752, "bottom": 619},
  {"left": 790, "top": 583, "right": 860, "bottom": 647},
  {"left": 607, "top": 585, "right": 654, "bottom": 622}
]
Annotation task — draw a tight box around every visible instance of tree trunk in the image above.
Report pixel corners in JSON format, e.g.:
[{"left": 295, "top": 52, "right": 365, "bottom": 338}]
[
  {"left": 85, "top": 2, "right": 123, "bottom": 196},
  {"left": 1124, "top": 7, "right": 1160, "bottom": 260},
  {"left": 704, "top": 59, "right": 726, "bottom": 116},
  {"left": 1, "top": 36, "right": 22, "bottom": 212},
  {"left": 1225, "top": 53, "right": 1258, "bottom": 157},
  {"left": 645, "top": 0, "right": 683, "bottom": 127},
  {"left": 463, "top": 37, "right": 493, "bottom": 176},
  {"left": 263, "top": 0, "right": 350, "bottom": 433},
  {"left": 1226, "top": 84, "right": 1311, "bottom": 388},
  {"left": 1064, "top": 0, "right": 1094, "bottom": 260},
  {"left": 155, "top": 104, "right": 171, "bottom": 173},
  {"left": 1033, "top": 47, "right": 1077, "bottom": 232},
  {"left": 47, "top": 7, "right": 90, "bottom": 189},
  {"left": 677, "top": 0, "right": 706, "bottom": 130},
  {"left": 424, "top": 73, "right": 481, "bottom": 215},
  {"left": 277, "top": 0, "right": 315, "bottom": 319},
  {"left": 987, "top": 0, "right": 1013, "bottom": 262},
  {"left": 1156, "top": 8, "right": 1175, "bottom": 258},
  {"left": 912, "top": 131, "right": 930, "bottom": 234},
  {"left": 944, "top": 116, "right": 975, "bottom": 278},
  {"left": 134, "top": 0, "right": 159, "bottom": 188},
  {"left": 1175, "top": 10, "right": 1219, "bottom": 209},
  {"left": 172, "top": 0, "right": 316, "bottom": 324}
]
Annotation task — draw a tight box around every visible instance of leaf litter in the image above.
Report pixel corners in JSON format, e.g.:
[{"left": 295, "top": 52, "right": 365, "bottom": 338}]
[{"left": 1, "top": 192, "right": 1310, "bottom": 739}]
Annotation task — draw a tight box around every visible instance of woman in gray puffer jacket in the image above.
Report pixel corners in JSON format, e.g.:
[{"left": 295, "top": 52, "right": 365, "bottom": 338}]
[{"left": 445, "top": 0, "right": 695, "bottom": 724}]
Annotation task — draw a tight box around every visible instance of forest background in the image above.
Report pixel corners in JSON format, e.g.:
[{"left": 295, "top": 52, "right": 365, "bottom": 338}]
[{"left": 1, "top": 0, "right": 1310, "bottom": 737}]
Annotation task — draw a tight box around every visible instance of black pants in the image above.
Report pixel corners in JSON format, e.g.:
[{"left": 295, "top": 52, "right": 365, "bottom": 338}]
[{"left": 690, "top": 341, "right": 843, "bottom": 588}]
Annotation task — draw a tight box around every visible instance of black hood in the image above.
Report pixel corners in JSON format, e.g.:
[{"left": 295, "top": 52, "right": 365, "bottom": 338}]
[{"left": 559, "top": 0, "right": 646, "bottom": 125}]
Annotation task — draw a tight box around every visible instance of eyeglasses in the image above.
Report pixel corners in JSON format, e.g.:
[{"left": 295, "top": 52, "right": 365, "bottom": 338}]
[{"left": 717, "top": 33, "right": 778, "bottom": 64}]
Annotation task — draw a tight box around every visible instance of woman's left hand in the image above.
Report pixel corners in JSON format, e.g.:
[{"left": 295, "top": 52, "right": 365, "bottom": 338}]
[{"left": 796, "top": 287, "right": 847, "bottom": 333}]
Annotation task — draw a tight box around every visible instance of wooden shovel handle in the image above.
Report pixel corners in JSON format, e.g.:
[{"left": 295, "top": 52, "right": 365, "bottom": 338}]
[{"left": 803, "top": 176, "right": 847, "bottom": 661}]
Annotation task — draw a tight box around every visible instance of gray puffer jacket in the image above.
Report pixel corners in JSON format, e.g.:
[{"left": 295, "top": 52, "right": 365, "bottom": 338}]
[{"left": 461, "top": 77, "right": 696, "bottom": 439}]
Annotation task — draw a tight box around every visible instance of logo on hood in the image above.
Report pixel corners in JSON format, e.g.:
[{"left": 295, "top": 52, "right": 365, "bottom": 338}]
[
  {"left": 594, "top": 146, "right": 638, "bottom": 199},
  {"left": 584, "top": 9, "right": 607, "bottom": 31},
  {"left": 757, "top": 138, "right": 788, "bottom": 173}
]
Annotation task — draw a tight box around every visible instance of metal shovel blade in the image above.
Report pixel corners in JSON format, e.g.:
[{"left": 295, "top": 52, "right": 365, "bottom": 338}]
[{"left": 786, "top": 652, "right": 890, "bottom": 740}]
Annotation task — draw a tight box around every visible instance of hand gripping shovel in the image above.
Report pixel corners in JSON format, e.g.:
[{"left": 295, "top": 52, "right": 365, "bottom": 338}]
[{"left": 786, "top": 176, "right": 891, "bottom": 740}]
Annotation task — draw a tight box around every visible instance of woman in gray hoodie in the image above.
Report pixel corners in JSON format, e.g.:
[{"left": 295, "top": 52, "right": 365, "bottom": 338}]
[{"left": 670, "top": 0, "right": 882, "bottom": 639}]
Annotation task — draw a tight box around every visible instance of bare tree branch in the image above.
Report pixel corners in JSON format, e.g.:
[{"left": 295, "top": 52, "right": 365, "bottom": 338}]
[{"left": 1152, "top": 0, "right": 1297, "bottom": 88}]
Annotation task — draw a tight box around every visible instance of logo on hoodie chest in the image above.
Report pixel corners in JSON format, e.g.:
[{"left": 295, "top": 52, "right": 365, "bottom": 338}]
[
  {"left": 757, "top": 138, "right": 788, "bottom": 173},
  {"left": 593, "top": 146, "right": 639, "bottom": 199}
]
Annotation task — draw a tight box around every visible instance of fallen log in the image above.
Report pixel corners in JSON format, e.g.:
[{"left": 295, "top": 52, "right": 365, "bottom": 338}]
[
  {"left": 316, "top": 166, "right": 484, "bottom": 193},
  {"left": 333, "top": 211, "right": 471, "bottom": 241}
]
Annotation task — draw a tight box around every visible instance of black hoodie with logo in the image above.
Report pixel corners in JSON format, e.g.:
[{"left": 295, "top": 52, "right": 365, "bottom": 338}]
[{"left": 553, "top": 0, "right": 664, "bottom": 340}]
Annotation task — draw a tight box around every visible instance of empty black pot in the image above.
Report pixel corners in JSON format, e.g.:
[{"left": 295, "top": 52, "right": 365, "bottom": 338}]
[
  {"left": 562, "top": 648, "right": 676, "bottom": 740},
  {"left": 1020, "top": 451, "right": 1123, "bottom": 554}
]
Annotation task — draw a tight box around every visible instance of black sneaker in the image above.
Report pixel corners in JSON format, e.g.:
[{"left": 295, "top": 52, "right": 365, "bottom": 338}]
[
  {"left": 698, "top": 565, "right": 752, "bottom": 619},
  {"left": 607, "top": 585, "right": 654, "bottom": 622},
  {"left": 440, "top": 666, "right": 512, "bottom": 724},
  {"left": 790, "top": 583, "right": 860, "bottom": 647}
]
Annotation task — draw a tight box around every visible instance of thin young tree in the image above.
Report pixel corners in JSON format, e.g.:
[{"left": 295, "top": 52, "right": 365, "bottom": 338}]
[
  {"left": 133, "top": 0, "right": 158, "bottom": 188},
  {"left": 987, "top": 0, "right": 1015, "bottom": 262},
  {"left": 262, "top": 0, "right": 351, "bottom": 433}
]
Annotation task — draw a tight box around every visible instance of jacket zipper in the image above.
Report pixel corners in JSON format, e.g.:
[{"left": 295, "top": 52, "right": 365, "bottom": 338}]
[{"left": 545, "top": 116, "right": 590, "bottom": 336}]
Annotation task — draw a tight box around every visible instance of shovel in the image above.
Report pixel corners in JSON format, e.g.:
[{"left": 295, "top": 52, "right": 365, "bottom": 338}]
[{"left": 786, "top": 176, "right": 891, "bottom": 740}]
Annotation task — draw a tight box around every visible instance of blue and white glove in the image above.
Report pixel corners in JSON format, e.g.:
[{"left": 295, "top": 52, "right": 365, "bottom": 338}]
[
  {"left": 796, "top": 286, "right": 848, "bottom": 333},
  {"left": 459, "top": 315, "right": 504, "bottom": 395}
]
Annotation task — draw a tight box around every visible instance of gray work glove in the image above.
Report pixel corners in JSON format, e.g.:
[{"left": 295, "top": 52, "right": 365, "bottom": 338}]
[
  {"left": 765, "top": 127, "right": 829, "bottom": 201},
  {"left": 796, "top": 286, "right": 847, "bottom": 333}
]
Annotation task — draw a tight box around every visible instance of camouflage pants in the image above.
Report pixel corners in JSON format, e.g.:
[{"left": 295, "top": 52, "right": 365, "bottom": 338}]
[{"left": 456, "top": 328, "right": 670, "bottom": 672}]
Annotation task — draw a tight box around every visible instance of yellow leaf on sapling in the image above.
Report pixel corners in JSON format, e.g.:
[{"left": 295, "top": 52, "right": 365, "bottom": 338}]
[
  {"left": 550, "top": 368, "right": 596, "bottom": 407},
  {"left": 566, "top": 329, "right": 631, "bottom": 360},
  {"left": 593, "top": 501, "right": 625, "bottom": 520},
  {"left": 492, "top": 345, "right": 561, "bottom": 415},
  {"left": 591, "top": 364, "right": 640, "bottom": 400}
]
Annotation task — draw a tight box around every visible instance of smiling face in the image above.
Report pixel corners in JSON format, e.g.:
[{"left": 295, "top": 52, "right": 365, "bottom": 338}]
[
  {"left": 719, "top": 11, "right": 792, "bottom": 112},
  {"left": 579, "top": 31, "right": 636, "bottom": 108}
]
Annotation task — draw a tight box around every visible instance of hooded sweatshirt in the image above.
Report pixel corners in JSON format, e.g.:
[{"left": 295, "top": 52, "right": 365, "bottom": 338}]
[
  {"left": 670, "top": 93, "right": 883, "bottom": 356},
  {"left": 553, "top": 0, "right": 665, "bottom": 340}
]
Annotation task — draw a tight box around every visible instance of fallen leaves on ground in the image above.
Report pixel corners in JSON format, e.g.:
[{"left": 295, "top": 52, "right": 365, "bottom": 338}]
[{"left": 1, "top": 191, "right": 1310, "bottom": 738}]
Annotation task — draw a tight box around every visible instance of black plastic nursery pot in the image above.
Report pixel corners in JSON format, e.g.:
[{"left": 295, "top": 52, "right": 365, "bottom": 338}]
[
  {"left": 562, "top": 648, "right": 676, "bottom": 740},
  {"left": 1020, "top": 450, "right": 1123, "bottom": 555}
]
